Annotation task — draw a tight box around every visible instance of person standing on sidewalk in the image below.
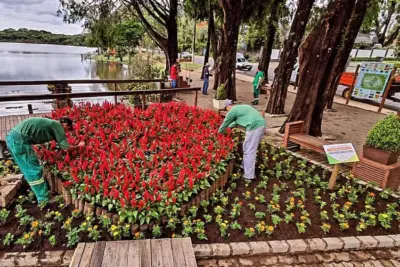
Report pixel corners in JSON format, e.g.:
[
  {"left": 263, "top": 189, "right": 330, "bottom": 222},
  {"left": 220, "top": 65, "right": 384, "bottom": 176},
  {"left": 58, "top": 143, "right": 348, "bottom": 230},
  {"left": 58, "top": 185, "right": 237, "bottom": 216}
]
[
  {"left": 218, "top": 103, "right": 266, "bottom": 182},
  {"left": 201, "top": 63, "right": 212, "bottom": 95},
  {"left": 170, "top": 62, "right": 178, "bottom": 88},
  {"left": 252, "top": 67, "right": 265, "bottom": 105}
]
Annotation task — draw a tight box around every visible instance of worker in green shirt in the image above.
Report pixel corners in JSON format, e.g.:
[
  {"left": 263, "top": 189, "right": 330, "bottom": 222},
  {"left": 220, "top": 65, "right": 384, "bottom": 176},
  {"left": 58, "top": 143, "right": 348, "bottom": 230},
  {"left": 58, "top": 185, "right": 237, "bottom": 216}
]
[
  {"left": 252, "top": 67, "right": 265, "bottom": 105},
  {"left": 219, "top": 102, "right": 266, "bottom": 182},
  {"left": 5, "top": 117, "right": 84, "bottom": 205}
]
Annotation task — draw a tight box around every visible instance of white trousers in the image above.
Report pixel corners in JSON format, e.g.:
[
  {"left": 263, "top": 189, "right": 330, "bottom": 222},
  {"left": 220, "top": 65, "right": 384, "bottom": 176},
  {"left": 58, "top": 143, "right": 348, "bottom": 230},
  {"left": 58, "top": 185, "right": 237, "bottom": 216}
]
[{"left": 242, "top": 126, "right": 265, "bottom": 179}]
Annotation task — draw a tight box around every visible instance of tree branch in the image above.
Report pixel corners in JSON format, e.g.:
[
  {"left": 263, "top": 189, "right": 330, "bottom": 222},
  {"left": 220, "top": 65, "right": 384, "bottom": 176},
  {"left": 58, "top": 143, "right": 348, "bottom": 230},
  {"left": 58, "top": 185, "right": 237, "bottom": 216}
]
[
  {"left": 138, "top": 1, "right": 167, "bottom": 27},
  {"left": 148, "top": 0, "right": 169, "bottom": 21},
  {"left": 124, "top": 0, "right": 167, "bottom": 48},
  {"left": 384, "top": 24, "right": 400, "bottom": 46}
]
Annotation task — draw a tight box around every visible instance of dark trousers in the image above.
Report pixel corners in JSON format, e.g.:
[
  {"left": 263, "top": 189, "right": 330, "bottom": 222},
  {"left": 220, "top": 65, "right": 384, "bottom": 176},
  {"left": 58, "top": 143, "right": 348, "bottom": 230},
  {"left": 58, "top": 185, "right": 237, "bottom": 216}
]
[{"left": 202, "top": 79, "right": 209, "bottom": 95}]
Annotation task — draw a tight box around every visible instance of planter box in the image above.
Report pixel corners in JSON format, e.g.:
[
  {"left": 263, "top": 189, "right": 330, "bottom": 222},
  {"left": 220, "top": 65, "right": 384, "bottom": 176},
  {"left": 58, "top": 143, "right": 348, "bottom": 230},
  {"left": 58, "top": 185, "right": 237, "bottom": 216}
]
[
  {"left": 213, "top": 99, "right": 226, "bottom": 110},
  {"left": 353, "top": 154, "right": 400, "bottom": 190},
  {"left": 363, "top": 145, "right": 400, "bottom": 165}
]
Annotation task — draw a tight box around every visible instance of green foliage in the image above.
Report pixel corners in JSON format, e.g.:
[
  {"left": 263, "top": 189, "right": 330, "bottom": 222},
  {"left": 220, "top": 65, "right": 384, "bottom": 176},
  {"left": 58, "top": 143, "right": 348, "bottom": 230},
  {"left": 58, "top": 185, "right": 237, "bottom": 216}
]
[
  {"left": 0, "top": 209, "right": 10, "bottom": 226},
  {"left": 216, "top": 84, "right": 227, "bottom": 100},
  {"left": 114, "top": 20, "right": 144, "bottom": 59},
  {"left": 0, "top": 28, "right": 87, "bottom": 46},
  {"left": 124, "top": 53, "right": 163, "bottom": 105},
  {"left": 365, "top": 114, "right": 400, "bottom": 152}
]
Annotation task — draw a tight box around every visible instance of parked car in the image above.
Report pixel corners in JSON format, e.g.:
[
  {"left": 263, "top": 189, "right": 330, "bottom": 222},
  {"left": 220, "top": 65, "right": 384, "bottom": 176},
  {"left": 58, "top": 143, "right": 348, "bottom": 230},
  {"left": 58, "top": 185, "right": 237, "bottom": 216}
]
[
  {"left": 180, "top": 52, "right": 192, "bottom": 60},
  {"left": 236, "top": 54, "right": 252, "bottom": 71}
]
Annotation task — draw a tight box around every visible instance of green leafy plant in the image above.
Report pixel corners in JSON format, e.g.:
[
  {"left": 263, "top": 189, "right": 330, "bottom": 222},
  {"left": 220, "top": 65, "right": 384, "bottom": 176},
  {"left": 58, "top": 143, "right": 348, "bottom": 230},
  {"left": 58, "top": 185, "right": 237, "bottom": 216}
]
[
  {"left": 3, "top": 233, "right": 14, "bottom": 246},
  {"left": 66, "top": 227, "right": 81, "bottom": 247},
  {"left": 244, "top": 227, "right": 255, "bottom": 238},
  {"left": 216, "top": 84, "right": 227, "bottom": 100},
  {"left": 49, "top": 235, "right": 57, "bottom": 247},
  {"left": 365, "top": 114, "right": 400, "bottom": 152},
  {"left": 15, "top": 232, "right": 35, "bottom": 248},
  {"left": 152, "top": 225, "right": 162, "bottom": 238},
  {"left": 88, "top": 225, "right": 102, "bottom": 241},
  {"left": 0, "top": 208, "right": 10, "bottom": 225}
]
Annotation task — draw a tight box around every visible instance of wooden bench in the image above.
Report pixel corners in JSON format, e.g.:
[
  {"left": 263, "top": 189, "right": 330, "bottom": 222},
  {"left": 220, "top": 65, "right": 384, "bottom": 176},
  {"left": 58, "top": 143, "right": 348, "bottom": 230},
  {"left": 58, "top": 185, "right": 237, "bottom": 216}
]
[
  {"left": 70, "top": 238, "right": 197, "bottom": 267},
  {"left": 283, "top": 121, "right": 327, "bottom": 154}
]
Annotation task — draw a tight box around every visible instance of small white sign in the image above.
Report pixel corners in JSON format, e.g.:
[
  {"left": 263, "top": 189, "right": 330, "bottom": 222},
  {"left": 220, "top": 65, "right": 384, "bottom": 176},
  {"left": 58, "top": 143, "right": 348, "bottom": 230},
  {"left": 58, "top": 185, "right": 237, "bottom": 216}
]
[{"left": 323, "top": 143, "right": 359, "bottom": 164}]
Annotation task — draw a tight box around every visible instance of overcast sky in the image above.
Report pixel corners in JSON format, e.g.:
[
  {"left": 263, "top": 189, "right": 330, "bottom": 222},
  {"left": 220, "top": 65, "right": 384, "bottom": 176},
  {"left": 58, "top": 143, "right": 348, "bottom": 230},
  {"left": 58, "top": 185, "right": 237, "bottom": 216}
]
[{"left": 0, "top": 0, "right": 83, "bottom": 35}]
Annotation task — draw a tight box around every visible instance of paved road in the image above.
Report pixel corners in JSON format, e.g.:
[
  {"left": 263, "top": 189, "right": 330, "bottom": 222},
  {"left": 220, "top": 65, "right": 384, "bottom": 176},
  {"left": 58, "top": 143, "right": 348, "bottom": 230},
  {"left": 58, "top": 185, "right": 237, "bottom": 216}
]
[{"left": 194, "top": 55, "right": 400, "bottom": 111}]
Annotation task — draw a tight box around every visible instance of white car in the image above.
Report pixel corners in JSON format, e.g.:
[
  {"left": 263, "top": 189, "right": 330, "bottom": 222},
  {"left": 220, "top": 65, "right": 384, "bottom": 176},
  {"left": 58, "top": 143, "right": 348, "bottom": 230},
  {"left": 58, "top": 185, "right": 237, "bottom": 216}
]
[
  {"left": 180, "top": 52, "right": 192, "bottom": 60},
  {"left": 236, "top": 57, "right": 252, "bottom": 71}
]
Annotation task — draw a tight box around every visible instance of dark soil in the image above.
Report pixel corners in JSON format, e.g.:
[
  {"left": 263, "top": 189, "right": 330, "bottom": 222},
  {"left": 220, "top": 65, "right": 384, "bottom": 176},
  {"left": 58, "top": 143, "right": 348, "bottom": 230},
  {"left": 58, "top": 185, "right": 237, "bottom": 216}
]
[{"left": 1, "top": 140, "right": 399, "bottom": 252}]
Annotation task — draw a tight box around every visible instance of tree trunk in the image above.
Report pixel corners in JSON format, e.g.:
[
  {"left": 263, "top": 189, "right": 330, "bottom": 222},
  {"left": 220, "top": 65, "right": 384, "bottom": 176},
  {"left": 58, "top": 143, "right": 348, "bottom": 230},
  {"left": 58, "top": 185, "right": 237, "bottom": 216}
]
[
  {"left": 325, "top": 0, "right": 371, "bottom": 109},
  {"left": 282, "top": 0, "right": 358, "bottom": 136},
  {"left": 259, "top": 0, "right": 281, "bottom": 79},
  {"left": 212, "top": 32, "right": 223, "bottom": 91},
  {"left": 378, "top": 1, "right": 396, "bottom": 44},
  {"left": 204, "top": 1, "right": 213, "bottom": 66},
  {"left": 167, "top": 0, "right": 178, "bottom": 69},
  {"left": 192, "top": 18, "right": 196, "bottom": 63},
  {"left": 210, "top": 14, "right": 218, "bottom": 71},
  {"left": 216, "top": 0, "right": 245, "bottom": 101},
  {"left": 265, "top": 0, "right": 315, "bottom": 114},
  {"left": 384, "top": 25, "right": 400, "bottom": 47}
]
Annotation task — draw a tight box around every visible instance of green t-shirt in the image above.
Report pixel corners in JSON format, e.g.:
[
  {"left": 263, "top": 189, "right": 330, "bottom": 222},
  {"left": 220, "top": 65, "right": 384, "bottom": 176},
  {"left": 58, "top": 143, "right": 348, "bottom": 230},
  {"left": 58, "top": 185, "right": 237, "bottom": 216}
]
[
  {"left": 219, "top": 105, "right": 266, "bottom": 133},
  {"left": 253, "top": 71, "right": 265, "bottom": 86},
  {"left": 12, "top": 117, "right": 70, "bottom": 149}
]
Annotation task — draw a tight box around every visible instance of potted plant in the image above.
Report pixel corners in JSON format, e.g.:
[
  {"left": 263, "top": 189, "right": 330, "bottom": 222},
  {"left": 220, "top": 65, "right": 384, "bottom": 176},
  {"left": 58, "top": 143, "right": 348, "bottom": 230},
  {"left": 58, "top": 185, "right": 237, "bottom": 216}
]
[
  {"left": 364, "top": 114, "right": 400, "bottom": 165},
  {"left": 213, "top": 83, "right": 227, "bottom": 110}
]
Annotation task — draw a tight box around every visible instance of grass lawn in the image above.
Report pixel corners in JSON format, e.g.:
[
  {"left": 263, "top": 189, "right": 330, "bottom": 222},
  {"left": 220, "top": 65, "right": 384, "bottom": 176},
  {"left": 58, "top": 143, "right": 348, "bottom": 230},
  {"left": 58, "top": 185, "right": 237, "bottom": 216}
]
[
  {"left": 93, "top": 55, "right": 130, "bottom": 64},
  {"left": 92, "top": 54, "right": 202, "bottom": 71}
]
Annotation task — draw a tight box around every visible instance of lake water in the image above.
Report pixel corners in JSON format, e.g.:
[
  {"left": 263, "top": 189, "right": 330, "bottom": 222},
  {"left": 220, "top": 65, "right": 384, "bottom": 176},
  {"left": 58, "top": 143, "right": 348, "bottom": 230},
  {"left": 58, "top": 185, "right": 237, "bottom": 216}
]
[{"left": 0, "top": 42, "right": 127, "bottom": 116}]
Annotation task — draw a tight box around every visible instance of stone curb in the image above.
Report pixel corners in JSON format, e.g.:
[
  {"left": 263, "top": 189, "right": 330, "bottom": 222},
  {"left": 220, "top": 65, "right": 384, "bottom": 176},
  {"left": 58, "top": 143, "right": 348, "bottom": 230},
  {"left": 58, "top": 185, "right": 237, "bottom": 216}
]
[
  {"left": 0, "top": 250, "right": 73, "bottom": 267},
  {"left": 193, "top": 235, "right": 400, "bottom": 259}
]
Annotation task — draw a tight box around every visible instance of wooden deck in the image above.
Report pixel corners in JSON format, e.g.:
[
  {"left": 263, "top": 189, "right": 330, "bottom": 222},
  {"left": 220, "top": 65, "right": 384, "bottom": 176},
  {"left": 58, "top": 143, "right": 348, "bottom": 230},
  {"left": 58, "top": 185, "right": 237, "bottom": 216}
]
[
  {"left": 70, "top": 238, "right": 198, "bottom": 267},
  {"left": 0, "top": 114, "right": 46, "bottom": 141}
]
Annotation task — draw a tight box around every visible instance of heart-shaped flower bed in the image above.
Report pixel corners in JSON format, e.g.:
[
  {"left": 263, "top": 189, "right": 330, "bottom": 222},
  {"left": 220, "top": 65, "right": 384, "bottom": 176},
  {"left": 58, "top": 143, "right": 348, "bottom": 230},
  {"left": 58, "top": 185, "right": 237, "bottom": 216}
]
[{"left": 35, "top": 102, "right": 234, "bottom": 225}]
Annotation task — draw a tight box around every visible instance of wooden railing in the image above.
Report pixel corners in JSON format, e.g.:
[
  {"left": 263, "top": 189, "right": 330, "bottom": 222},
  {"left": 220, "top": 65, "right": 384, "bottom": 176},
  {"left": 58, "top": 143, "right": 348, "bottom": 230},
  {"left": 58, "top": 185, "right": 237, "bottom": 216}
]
[{"left": 0, "top": 79, "right": 200, "bottom": 113}]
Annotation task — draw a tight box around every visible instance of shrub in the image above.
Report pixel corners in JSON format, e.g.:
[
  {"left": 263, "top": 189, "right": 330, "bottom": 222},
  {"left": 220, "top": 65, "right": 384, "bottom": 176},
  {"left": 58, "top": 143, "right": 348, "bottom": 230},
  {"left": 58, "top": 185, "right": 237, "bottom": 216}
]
[
  {"left": 216, "top": 84, "right": 227, "bottom": 100},
  {"left": 365, "top": 114, "right": 400, "bottom": 152}
]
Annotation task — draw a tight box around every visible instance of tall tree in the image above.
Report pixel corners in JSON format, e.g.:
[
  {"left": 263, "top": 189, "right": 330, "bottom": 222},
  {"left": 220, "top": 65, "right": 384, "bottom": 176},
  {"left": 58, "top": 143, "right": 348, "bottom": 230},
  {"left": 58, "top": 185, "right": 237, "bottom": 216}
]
[
  {"left": 259, "top": 0, "right": 283, "bottom": 77},
  {"left": 214, "top": 0, "right": 270, "bottom": 99},
  {"left": 204, "top": 0, "right": 214, "bottom": 66},
  {"left": 59, "top": 0, "right": 179, "bottom": 70},
  {"left": 325, "top": 0, "right": 371, "bottom": 109},
  {"left": 283, "top": 0, "right": 359, "bottom": 136},
  {"left": 377, "top": 0, "right": 400, "bottom": 45},
  {"left": 265, "top": 0, "right": 315, "bottom": 114},
  {"left": 128, "top": 0, "right": 178, "bottom": 69},
  {"left": 216, "top": 0, "right": 245, "bottom": 100}
]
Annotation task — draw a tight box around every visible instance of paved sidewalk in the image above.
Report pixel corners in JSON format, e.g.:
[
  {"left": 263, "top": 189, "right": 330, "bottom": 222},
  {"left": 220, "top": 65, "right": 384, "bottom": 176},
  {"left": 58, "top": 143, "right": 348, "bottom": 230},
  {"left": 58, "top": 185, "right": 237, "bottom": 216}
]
[{"left": 197, "top": 248, "right": 400, "bottom": 267}]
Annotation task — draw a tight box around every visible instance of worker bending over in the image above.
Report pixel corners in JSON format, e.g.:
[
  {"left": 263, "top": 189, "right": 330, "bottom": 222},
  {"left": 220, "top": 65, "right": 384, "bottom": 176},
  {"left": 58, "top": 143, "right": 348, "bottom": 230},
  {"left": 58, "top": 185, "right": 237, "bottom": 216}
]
[
  {"left": 219, "top": 103, "right": 265, "bottom": 182},
  {"left": 6, "top": 117, "right": 84, "bottom": 205}
]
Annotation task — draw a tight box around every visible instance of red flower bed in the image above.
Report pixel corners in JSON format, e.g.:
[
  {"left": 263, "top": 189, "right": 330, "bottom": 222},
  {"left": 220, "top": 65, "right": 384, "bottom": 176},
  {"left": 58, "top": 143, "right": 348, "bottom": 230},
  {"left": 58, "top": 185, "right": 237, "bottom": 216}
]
[{"left": 35, "top": 102, "right": 234, "bottom": 225}]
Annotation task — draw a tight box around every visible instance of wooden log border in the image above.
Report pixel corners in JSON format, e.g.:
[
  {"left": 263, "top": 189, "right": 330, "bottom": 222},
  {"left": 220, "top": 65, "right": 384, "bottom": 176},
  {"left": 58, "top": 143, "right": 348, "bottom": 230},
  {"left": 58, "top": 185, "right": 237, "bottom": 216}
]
[{"left": 43, "top": 159, "right": 235, "bottom": 234}]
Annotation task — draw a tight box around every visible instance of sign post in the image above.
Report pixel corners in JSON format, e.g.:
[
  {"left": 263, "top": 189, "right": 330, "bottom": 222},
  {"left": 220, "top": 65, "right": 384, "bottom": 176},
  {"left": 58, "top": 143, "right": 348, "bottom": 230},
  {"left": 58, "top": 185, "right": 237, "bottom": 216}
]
[
  {"left": 378, "top": 67, "right": 397, "bottom": 113},
  {"left": 351, "top": 62, "right": 394, "bottom": 108},
  {"left": 346, "top": 65, "right": 360, "bottom": 105},
  {"left": 323, "top": 143, "right": 359, "bottom": 190}
]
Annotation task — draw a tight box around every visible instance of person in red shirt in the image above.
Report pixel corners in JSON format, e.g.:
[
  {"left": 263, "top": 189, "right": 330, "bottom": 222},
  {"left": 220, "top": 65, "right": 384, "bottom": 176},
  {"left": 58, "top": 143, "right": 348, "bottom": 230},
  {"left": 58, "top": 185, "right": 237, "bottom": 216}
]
[{"left": 170, "top": 62, "right": 178, "bottom": 88}]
